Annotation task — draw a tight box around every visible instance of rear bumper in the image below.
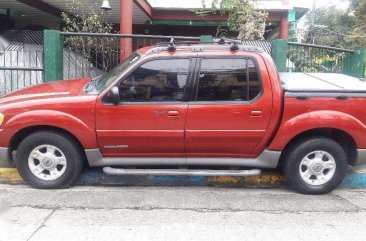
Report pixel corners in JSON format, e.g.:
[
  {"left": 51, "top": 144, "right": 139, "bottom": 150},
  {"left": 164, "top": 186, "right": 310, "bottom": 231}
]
[{"left": 356, "top": 149, "right": 366, "bottom": 166}]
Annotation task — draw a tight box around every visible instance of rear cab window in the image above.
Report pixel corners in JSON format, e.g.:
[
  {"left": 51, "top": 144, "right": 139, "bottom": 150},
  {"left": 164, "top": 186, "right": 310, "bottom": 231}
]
[{"left": 195, "top": 58, "right": 262, "bottom": 102}]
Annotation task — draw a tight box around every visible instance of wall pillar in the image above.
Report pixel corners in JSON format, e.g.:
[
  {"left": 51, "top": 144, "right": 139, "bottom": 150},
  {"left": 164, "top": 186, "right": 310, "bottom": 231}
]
[
  {"left": 271, "top": 39, "right": 288, "bottom": 72},
  {"left": 343, "top": 50, "right": 366, "bottom": 78},
  {"left": 120, "top": 0, "right": 133, "bottom": 61},
  {"left": 44, "top": 30, "right": 63, "bottom": 82},
  {"left": 279, "top": 14, "right": 289, "bottom": 40}
]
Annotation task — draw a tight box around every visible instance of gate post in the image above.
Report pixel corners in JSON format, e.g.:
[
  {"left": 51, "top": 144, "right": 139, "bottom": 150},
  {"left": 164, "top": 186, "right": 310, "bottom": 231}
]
[
  {"left": 343, "top": 50, "right": 366, "bottom": 78},
  {"left": 44, "top": 30, "right": 63, "bottom": 82},
  {"left": 271, "top": 39, "right": 288, "bottom": 72}
]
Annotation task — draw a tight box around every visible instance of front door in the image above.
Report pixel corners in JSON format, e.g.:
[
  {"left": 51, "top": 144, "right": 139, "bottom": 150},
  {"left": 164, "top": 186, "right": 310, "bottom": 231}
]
[
  {"left": 96, "top": 58, "right": 192, "bottom": 157},
  {"left": 185, "top": 57, "right": 273, "bottom": 158}
]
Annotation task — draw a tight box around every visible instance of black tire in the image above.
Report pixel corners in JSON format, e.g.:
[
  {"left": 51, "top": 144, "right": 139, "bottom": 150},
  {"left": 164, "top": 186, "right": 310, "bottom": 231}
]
[
  {"left": 15, "top": 131, "right": 84, "bottom": 189},
  {"left": 283, "top": 137, "right": 347, "bottom": 195}
]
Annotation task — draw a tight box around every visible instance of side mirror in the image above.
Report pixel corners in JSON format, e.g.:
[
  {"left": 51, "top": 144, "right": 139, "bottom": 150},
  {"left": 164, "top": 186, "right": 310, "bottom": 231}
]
[{"left": 107, "top": 86, "right": 120, "bottom": 105}]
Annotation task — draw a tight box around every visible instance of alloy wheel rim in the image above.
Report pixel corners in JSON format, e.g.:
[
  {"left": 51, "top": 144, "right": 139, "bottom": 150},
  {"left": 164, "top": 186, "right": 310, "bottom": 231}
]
[
  {"left": 299, "top": 150, "right": 336, "bottom": 186},
  {"left": 28, "top": 144, "right": 67, "bottom": 181}
]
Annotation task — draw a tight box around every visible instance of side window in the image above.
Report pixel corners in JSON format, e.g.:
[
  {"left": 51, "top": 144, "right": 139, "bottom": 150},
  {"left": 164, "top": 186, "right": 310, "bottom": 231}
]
[
  {"left": 119, "top": 59, "right": 190, "bottom": 102},
  {"left": 196, "top": 58, "right": 261, "bottom": 101}
]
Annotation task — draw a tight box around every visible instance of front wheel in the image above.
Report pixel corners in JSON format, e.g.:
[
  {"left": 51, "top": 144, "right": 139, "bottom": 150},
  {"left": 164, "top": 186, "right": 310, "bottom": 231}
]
[
  {"left": 15, "top": 131, "right": 84, "bottom": 189},
  {"left": 283, "top": 137, "right": 347, "bottom": 195}
]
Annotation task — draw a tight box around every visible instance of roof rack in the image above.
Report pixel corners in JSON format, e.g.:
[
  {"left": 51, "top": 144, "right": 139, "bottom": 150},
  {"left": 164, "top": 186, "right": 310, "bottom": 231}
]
[
  {"left": 145, "top": 37, "right": 262, "bottom": 55},
  {"left": 154, "top": 38, "right": 243, "bottom": 47},
  {"left": 230, "top": 41, "right": 239, "bottom": 51},
  {"left": 167, "top": 38, "right": 176, "bottom": 52}
]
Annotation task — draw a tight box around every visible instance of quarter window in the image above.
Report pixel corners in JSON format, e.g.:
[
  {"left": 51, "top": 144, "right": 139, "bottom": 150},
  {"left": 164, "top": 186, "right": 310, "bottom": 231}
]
[
  {"left": 119, "top": 59, "right": 190, "bottom": 102},
  {"left": 196, "top": 58, "right": 261, "bottom": 101}
]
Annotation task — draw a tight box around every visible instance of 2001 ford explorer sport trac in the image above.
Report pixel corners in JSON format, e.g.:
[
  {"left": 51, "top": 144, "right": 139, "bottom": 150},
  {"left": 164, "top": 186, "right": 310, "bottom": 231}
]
[{"left": 0, "top": 42, "right": 365, "bottom": 194}]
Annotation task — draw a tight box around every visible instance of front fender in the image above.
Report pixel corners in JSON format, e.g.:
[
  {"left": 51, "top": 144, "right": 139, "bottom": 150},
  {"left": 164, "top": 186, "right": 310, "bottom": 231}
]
[
  {"left": 1, "top": 110, "right": 97, "bottom": 148},
  {"left": 269, "top": 110, "right": 366, "bottom": 150}
]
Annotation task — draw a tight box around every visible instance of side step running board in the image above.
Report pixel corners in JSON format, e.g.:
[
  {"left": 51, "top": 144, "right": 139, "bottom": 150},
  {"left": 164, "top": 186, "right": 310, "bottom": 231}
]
[{"left": 103, "top": 167, "right": 261, "bottom": 177}]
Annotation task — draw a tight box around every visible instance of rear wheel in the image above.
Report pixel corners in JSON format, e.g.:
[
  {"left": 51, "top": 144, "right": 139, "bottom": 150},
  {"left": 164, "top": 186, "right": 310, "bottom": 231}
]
[
  {"left": 15, "top": 131, "right": 84, "bottom": 189},
  {"left": 283, "top": 137, "right": 347, "bottom": 194}
]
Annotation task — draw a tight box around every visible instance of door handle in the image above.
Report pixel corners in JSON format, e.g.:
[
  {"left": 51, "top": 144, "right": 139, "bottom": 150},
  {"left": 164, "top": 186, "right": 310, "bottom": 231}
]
[
  {"left": 250, "top": 110, "right": 262, "bottom": 117},
  {"left": 167, "top": 110, "right": 180, "bottom": 117}
]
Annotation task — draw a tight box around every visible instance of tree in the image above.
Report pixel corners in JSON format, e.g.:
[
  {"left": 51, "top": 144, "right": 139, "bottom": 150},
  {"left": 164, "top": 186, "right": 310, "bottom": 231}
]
[
  {"left": 291, "top": 6, "right": 356, "bottom": 73},
  {"left": 61, "top": 0, "right": 115, "bottom": 72},
  {"left": 61, "top": 0, "right": 113, "bottom": 35},
  {"left": 347, "top": 0, "right": 366, "bottom": 47},
  {"left": 195, "top": 0, "right": 268, "bottom": 40},
  {"left": 303, "top": 6, "right": 355, "bottom": 48}
]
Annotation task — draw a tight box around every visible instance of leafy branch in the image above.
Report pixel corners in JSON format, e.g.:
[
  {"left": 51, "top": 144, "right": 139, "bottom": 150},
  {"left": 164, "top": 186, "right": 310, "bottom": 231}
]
[
  {"left": 195, "top": 0, "right": 268, "bottom": 40},
  {"left": 61, "top": 0, "right": 115, "bottom": 72}
]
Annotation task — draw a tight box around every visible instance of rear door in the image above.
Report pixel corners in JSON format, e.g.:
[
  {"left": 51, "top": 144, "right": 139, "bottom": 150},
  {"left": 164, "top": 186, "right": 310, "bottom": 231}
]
[
  {"left": 185, "top": 56, "right": 273, "bottom": 158},
  {"left": 96, "top": 58, "right": 194, "bottom": 158}
]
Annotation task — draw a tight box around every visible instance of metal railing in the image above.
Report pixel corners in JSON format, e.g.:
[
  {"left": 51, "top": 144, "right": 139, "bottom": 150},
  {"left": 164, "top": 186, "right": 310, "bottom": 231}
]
[
  {"left": 61, "top": 32, "right": 201, "bottom": 79},
  {"left": 0, "top": 51, "right": 43, "bottom": 96},
  {"left": 286, "top": 42, "right": 355, "bottom": 73},
  {"left": 0, "top": 30, "right": 44, "bottom": 96}
]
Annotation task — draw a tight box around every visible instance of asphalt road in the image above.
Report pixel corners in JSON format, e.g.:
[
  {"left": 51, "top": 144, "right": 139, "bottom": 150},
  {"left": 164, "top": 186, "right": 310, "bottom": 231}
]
[{"left": 1, "top": 184, "right": 366, "bottom": 241}]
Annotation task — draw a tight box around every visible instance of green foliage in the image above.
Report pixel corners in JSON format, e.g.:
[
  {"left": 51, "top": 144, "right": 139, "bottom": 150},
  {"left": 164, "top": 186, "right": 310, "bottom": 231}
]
[
  {"left": 195, "top": 0, "right": 268, "bottom": 40},
  {"left": 295, "top": 5, "right": 357, "bottom": 73},
  {"left": 61, "top": 0, "right": 113, "bottom": 34},
  {"left": 62, "top": 0, "right": 115, "bottom": 71},
  {"left": 347, "top": 0, "right": 366, "bottom": 48},
  {"left": 304, "top": 6, "right": 355, "bottom": 48}
]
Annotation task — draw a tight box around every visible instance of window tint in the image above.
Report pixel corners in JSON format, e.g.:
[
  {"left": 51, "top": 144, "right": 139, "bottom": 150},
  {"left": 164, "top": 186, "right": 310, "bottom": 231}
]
[
  {"left": 196, "top": 58, "right": 261, "bottom": 101},
  {"left": 119, "top": 59, "right": 190, "bottom": 102}
]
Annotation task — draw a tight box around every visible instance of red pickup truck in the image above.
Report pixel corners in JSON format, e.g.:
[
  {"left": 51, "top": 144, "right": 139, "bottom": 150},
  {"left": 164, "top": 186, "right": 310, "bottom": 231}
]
[{"left": 0, "top": 42, "right": 365, "bottom": 194}]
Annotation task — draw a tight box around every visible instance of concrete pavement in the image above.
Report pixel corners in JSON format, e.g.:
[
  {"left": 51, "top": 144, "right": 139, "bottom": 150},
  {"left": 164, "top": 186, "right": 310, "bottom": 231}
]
[{"left": 1, "top": 184, "right": 366, "bottom": 241}]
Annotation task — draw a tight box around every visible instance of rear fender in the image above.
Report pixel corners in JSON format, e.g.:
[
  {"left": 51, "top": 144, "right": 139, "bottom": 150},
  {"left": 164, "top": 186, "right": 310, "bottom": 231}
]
[{"left": 269, "top": 110, "right": 366, "bottom": 150}]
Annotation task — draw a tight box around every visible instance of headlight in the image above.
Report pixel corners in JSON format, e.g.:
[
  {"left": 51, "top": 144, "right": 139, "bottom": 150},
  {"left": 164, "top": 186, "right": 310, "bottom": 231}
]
[{"left": 0, "top": 113, "right": 4, "bottom": 127}]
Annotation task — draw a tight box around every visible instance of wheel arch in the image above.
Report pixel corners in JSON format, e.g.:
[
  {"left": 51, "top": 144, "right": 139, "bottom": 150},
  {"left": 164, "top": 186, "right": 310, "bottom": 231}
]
[
  {"left": 279, "top": 128, "right": 357, "bottom": 166},
  {"left": 8, "top": 125, "right": 87, "bottom": 164}
]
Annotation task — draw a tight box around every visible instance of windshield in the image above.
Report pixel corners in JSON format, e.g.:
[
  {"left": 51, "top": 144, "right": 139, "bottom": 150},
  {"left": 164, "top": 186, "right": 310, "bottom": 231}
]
[{"left": 85, "top": 52, "right": 140, "bottom": 94}]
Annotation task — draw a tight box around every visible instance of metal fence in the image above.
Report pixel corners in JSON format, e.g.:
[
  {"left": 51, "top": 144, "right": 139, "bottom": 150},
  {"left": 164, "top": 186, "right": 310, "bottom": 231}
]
[
  {"left": 286, "top": 42, "right": 355, "bottom": 73},
  {"left": 0, "top": 30, "right": 44, "bottom": 96},
  {"left": 61, "top": 32, "right": 201, "bottom": 79},
  {"left": 0, "top": 50, "right": 43, "bottom": 96},
  {"left": 241, "top": 40, "right": 271, "bottom": 54},
  {"left": 0, "top": 30, "right": 361, "bottom": 97},
  {"left": 60, "top": 32, "right": 273, "bottom": 80}
]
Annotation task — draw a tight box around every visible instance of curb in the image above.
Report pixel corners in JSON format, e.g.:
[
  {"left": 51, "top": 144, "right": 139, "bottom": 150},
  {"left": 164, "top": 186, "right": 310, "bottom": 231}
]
[{"left": 0, "top": 167, "right": 365, "bottom": 188}]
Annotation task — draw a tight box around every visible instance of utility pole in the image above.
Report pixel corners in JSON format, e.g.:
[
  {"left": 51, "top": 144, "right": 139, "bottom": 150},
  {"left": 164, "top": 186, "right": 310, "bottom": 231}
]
[{"left": 310, "top": 0, "right": 317, "bottom": 44}]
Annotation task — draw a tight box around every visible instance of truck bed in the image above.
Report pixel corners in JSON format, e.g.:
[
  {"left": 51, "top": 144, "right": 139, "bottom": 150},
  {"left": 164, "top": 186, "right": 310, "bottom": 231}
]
[{"left": 280, "top": 73, "right": 366, "bottom": 93}]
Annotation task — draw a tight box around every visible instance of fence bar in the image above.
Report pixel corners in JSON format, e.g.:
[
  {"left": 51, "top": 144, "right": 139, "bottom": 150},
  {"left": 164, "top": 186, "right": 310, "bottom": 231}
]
[
  {"left": 0, "top": 67, "right": 43, "bottom": 71},
  {"left": 61, "top": 32, "right": 201, "bottom": 41},
  {"left": 288, "top": 42, "right": 355, "bottom": 53}
]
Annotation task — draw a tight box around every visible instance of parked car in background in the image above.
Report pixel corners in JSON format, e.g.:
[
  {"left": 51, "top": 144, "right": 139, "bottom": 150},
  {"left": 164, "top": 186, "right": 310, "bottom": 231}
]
[{"left": 0, "top": 41, "right": 365, "bottom": 194}]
